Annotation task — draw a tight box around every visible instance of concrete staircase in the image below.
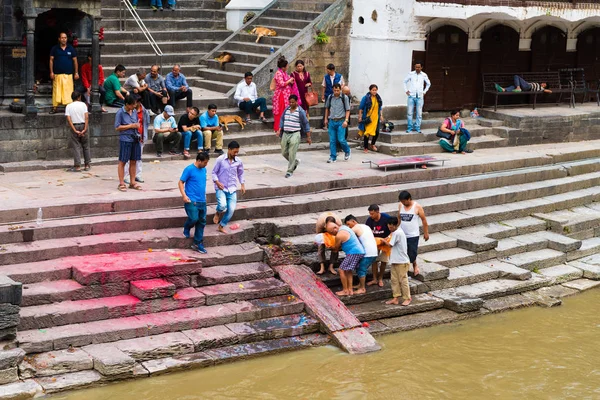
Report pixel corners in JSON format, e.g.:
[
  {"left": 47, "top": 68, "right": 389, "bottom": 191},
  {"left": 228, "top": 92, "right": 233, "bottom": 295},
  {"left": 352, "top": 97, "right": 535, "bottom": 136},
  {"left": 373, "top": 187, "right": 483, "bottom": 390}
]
[
  {"left": 196, "top": 0, "right": 334, "bottom": 94},
  {"left": 100, "top": 0, "right": 229, "bottom": 95},
  {"left": 2, "top": 148, "right": 600, "bottom": 395}
]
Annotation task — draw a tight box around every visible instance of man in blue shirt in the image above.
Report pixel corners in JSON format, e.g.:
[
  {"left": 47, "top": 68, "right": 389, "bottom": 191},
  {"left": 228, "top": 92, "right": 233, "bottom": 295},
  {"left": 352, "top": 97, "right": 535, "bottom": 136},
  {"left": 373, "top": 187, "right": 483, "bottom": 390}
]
[
  {"left": 152, "top": 105, "right": 182, "bottom": 157},
  {"left": 49, "top": 32, "right": 78, "bottom": 114},
  {"left": 165, "top": 64, "right": 193, "bottom": 110},
  {"left": 200, "top": 104, "right": 224, "bottom": 155},
  {"left": 115, "top": 96, "right": 142, "bottom": 192},
  {"left": 178, "top": 152, "right": 210, "bottom": 254}
]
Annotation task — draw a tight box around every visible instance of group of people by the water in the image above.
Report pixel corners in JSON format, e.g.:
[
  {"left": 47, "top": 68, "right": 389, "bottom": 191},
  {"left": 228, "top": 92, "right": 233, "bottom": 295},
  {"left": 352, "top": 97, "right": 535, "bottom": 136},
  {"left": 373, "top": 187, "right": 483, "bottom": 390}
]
[{"left": 315, "top": 192, "right": 429, "bottom": 305}]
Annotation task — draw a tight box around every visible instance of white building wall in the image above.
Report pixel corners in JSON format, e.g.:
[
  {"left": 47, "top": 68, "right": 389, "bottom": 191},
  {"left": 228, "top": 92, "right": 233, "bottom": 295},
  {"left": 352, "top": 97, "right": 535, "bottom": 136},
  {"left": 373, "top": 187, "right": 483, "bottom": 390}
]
[{"left": 348, "top": 0, "right": 423, "bottom": 106}]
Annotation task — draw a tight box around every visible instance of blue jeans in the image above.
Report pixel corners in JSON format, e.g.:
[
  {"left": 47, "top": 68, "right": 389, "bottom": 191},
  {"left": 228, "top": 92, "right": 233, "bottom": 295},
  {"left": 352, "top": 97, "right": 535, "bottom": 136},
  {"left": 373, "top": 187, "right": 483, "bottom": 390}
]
[
  {"left": 328, "top": 119, "right": 350, "bottom": 161},
  {"left": 167, "top": 0, "right": 176, "bottom": 5},
  {"left": 182, "top": 130, "right": 203, "bottom": 151},
  {"left": 216, "top": 189, "right": 237, "bottom": 227},
  {"left": 505, "top": 75, "right": 532, "bottom": 92},
  {"left": 184, "top": 201, "right": 206, "bottom": 245},
  {"left": 151, "top": 0, "right": 162, "bottom": 6},
  {"left": 407, "top": 95, "right": 424, "bottom": 131}
]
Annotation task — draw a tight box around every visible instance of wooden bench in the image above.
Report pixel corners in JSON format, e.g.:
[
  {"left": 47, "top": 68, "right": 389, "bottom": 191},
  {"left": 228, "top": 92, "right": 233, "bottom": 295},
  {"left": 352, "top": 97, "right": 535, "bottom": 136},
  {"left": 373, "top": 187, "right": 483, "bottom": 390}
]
[{"left": 481, "top": 72, "right": 573, "bottom": 111}]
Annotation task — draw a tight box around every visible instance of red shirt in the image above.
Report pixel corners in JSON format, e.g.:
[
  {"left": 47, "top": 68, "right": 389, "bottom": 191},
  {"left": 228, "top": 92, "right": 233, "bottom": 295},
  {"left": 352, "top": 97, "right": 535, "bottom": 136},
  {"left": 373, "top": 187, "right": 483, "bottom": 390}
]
[
  {"left": 137, "top": 108, "right": 144, "bottom": 142},
  {"left": 80, "top": 63, "right": 105, "bottom": 88}
]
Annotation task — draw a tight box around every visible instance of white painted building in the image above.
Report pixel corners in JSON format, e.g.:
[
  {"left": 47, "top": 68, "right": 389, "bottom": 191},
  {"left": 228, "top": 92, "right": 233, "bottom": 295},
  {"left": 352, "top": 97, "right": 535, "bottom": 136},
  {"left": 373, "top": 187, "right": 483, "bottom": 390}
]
[{"left": 348, "top": 0, "right": 600, "bottom": 110}]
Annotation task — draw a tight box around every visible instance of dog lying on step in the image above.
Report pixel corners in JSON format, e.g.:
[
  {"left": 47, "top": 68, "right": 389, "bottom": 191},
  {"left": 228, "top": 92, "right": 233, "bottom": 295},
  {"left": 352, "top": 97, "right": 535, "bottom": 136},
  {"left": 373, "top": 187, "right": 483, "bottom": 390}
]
[
  {"left": 215, "top": 52, "right": 235, "bottom": 70},
  {"left": 251, "top": 27, "right": 277, "bottom": 43},
  {"left": 219, "top": 115, "right": 246, "bottom": 131}
]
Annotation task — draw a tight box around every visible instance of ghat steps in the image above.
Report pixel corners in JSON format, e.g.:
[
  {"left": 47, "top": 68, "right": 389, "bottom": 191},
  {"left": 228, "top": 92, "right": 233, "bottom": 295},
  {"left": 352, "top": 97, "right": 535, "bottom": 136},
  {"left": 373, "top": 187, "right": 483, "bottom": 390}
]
[{"left": 1, "top": 148, "right": 600, "bottom": 395}]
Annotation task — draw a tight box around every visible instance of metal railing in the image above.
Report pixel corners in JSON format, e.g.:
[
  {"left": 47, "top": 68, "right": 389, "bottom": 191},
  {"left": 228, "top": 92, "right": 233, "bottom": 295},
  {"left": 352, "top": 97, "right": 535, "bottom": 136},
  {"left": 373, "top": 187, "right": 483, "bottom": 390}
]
[{"left": 118, "top": 0, "right": 163, "bottom": 68}]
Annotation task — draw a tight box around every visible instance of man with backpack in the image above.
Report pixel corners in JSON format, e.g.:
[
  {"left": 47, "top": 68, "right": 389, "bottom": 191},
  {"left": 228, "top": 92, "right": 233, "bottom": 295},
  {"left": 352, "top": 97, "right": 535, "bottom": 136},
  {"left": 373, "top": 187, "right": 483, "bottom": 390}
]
[
  {"left": 324, "top": 83, "right": 351, "bottom": 163},
  {"left": 277, "top": 94, "right": 312, "bottom": 178}
]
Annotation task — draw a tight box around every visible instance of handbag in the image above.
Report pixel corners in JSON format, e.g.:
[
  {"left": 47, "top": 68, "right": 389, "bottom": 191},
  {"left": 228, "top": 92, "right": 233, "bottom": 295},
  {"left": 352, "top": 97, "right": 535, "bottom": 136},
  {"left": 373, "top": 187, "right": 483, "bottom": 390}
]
[
  {"left": 436, "top": 128, "right": 452, "bottom": 140},
  {"left": 304, "top": 86, "right": 319, "bottom": 106},
  {"left": 363, "top": 116, "right": 372, "bottom": 125}
]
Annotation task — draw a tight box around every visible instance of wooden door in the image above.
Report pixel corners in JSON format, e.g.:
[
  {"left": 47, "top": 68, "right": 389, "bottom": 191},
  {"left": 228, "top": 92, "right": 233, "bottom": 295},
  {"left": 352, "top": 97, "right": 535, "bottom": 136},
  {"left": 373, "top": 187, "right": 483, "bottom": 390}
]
[
  {"left": 577, "top": 28, "right": 600, "bottom": 83},
  {"left": 424, "top": 26, "right": 469, "bottom": 111},
  {"left": 531, "top": 26, "right": 574, "bottom": 72},
  {"left": 480, "top": 25, "right": 520, "bottom": 74}
]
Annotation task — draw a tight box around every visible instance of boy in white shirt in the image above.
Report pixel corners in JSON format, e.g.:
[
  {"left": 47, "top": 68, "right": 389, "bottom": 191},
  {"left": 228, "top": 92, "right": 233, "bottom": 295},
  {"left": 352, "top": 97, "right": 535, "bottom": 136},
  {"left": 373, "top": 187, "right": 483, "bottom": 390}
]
[
  {"left": 381, "top": 216, "right": 411, "bottom": 306},
  {"left": 65, "top": 91, "right": 90, "bottom": 171}
]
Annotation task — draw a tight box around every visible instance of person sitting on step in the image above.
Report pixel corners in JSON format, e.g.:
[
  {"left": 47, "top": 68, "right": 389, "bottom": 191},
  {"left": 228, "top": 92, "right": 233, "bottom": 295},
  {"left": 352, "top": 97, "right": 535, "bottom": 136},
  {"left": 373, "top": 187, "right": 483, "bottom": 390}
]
[
  {"left": 152, "top": 105, "right": 182, "bottom": 157},
  {"left": 495, "top": 75, "right": 552, "bottom": 93},
  {"left": 234, "top": 72, "right": 268, "bottom": 124},
  {"left": 438, "top": 110, "right": 472, "bottom": 154},
  {"left": 166, "top": 64, "right": 193, "bottom": 111},
  {"left": 179, "top": 106, "right": 203, "bottom": 160}
]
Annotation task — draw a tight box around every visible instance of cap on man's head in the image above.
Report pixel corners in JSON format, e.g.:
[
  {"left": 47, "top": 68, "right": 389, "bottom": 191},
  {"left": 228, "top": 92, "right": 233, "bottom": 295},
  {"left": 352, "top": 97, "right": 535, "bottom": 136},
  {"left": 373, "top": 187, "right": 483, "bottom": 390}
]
[{"left": 164, "top": 105, "right": 175, "bottom": 116}]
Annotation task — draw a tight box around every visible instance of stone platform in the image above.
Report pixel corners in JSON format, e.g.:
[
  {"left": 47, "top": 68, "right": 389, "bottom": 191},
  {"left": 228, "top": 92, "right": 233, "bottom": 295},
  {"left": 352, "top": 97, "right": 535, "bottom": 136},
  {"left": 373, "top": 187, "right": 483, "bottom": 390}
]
[{"left": 0, "top": 142, "right": 600, "bottom": 397}]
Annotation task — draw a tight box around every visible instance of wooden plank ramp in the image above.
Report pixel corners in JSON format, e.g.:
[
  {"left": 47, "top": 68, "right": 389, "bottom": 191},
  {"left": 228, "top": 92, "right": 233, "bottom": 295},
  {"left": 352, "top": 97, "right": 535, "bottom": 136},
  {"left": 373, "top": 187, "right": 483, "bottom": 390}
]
[{"left": 272, "top": 264, "right": 380, "bottom": 354}]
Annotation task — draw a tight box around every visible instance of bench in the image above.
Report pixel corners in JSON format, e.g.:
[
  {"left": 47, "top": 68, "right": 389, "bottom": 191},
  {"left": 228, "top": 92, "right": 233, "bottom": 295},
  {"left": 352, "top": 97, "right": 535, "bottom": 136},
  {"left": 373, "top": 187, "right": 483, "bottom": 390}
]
[{"left": 481, "top": 72, "right": 573, "bottom": 111}]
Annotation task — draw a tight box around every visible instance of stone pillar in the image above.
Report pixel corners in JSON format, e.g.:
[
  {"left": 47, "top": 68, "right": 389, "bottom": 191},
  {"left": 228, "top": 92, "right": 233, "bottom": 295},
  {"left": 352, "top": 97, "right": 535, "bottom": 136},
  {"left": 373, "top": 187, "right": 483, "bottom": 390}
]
[
  {"left": 91, "top": 17, "right": 102, "bottom": 113},
  {"left": 24, "top": 15, "right": 37, "bottom": 115}
]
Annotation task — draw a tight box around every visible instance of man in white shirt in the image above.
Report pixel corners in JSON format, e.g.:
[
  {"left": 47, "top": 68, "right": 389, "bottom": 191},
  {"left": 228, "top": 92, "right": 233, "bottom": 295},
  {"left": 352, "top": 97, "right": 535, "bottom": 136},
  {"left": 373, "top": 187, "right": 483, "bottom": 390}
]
[
  {"left": 403, "top": 63, "right": 431, "bottom": 134},
  {"left": 234, "top": 72, "right": 268, "bottom": 123},
  {"left": 65, "top": 91, "right": 90, "bottom": 171},
  {"left": 124, "top": 68, "right": 151, "bottom": 114}
]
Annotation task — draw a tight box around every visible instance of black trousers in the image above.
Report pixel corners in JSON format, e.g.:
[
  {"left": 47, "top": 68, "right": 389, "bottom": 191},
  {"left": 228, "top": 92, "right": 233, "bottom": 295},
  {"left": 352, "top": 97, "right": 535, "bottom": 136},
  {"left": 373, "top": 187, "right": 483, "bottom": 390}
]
[
  {"left": 147, "top": 90, "right": 168, "bottom": 114},
  {"left": 169, "top": 89, "right": 193, "bottom": 108},
  {"left": 239, "top": 98, "right": 267, "bottom": 115}
]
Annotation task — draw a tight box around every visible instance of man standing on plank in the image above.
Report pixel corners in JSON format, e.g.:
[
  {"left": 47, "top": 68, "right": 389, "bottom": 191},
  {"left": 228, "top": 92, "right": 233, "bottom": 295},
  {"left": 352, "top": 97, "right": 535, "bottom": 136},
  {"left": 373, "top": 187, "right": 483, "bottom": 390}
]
[{"left": 398, "top": 190, "right": 429, "bottom": 276}]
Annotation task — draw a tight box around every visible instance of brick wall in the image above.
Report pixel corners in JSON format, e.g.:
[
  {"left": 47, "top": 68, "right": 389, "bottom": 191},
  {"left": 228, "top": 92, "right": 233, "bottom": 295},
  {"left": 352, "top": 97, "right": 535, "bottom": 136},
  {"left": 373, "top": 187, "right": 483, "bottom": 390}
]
[{"left": 293, "top": 7, "right": 351, "bottom": 91}]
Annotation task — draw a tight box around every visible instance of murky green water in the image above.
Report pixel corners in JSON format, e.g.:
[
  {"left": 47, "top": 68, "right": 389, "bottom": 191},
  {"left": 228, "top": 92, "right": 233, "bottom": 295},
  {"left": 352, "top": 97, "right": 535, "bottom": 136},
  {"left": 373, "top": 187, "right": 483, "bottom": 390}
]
[{"left": 55, "top": 290, "right": 600, "bottom": 400}]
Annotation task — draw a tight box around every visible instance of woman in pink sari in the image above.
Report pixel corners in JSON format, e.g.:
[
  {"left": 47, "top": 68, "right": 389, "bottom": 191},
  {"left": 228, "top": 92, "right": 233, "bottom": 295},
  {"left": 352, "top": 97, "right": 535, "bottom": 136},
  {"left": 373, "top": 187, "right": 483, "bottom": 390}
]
[{"left": 272, "top": 57, "right": 299, "bottom": 133}]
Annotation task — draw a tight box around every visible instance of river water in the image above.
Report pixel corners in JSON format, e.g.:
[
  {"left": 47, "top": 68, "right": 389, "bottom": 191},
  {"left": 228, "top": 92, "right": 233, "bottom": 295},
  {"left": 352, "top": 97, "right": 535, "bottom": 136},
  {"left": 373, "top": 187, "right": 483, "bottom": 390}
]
[{"left": 55, "top": 289, "right": 600, "bottom": 400}]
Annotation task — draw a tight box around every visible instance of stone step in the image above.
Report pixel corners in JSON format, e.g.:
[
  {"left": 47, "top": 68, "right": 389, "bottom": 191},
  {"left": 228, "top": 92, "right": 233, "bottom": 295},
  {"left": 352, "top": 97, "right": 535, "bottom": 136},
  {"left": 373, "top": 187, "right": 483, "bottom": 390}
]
[
  {"left": 379, "top": 125, "right": 491, "bottom": 144},
  {"left": 379, "top": 135, "right": 508, "bottom": 157},
  {"left": 256, "top": 16, "right": 314, "bottom": 30},
  {"left": 0, "top": 223, "right": 261, "bottom": 266},
  {"left": 19, "top": 288, "right": 207, "bottom": 330},
  {"left": 139, "top": 333, "right": 329, "bottom": 376},
  {"left": 196, "top": 277, "right": 290, "bottom": 305},
  {"left": 17, "top": 294, "right": 305, "bottom": 354},
  {"left": 481, "top": 259, "right": 532, "bottom": 280},
  {"left": 72, "top": 249, "right": 203, "bottom": 285},
  {"left": 193, "top": 79, "right": 236, "bottom": 94},
  {"left": 195, "top": 262, "right": 273, "bottom": 286},
  {"left": 333, "top": 279, "right": 428, "bottom": 306},
  {"left": 419, "top": 248, "right": 480, "bottom": 268},
  {"left": 261, "top": 8, "right": 321, "bottom": 20},
  {"left": 197, "top": 68, "right": 245, "bottom": 85},
  {"left": 538, "top": 264, "right": 584, "bottom": 284},
  {"left": 201, "top": 49, "right": 267, "bottom": 66},
  {"left": 568, "top": 255, "right": 600, "bottom": 279},
  {"left": 423, "top": 263, "right": 502, "bottom": 291},
  {"left": 567, "top": 237, "right": 600, "bottom": 261},
  {"left": 236, "top": 32, "right": 295, "bottom": 46},
  {"left": 102, "top": 52, "right": 207, "bottom": 67},
  {"left": 204, "top": 59, "right": 261, "bottom": 74},
  {"left": 103, "top": 29, "right": 230, "bottom": 43},
  {"left": 534, "top": 204, "right": 600, "bottom": 236},
  {"left": 502, "top": 248, "right": 568, "bottom": 271},
  {"left": 103, "top": 40, "right": 220, "bottom": 55},
  {"left": 21, "top": 280, "right": 129, "bottom": 307},
  {"left": 101, "top": 8, "right": 225, "bottom": 19},
  {"left": 222, "top": 40, "right": 284, "bottom": 55},
  {"left": 101, "top": 0, "right": 226, "bottom": 8},
  {"left": 431, "top": 275, "right": 552, "bottom": 301},
  {"left": 102, "top": 18, "right": 227, "bottom": 31},
  {"left": 130, "top": 279, "right": 177, "bottom": 300},
  {"left": 346, "top": 294, "right": 444, "bottom": 322}
]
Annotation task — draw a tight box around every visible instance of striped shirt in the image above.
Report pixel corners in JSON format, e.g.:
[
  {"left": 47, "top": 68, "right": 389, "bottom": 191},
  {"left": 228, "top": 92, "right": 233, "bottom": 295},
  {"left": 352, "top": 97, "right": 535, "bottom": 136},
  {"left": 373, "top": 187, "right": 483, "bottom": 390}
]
[
  {"left": 530, "top": 82, "right": 544, "bottom": 92},
  {"left": 282, "top": 108, "right": 301, "bottom": 132}
]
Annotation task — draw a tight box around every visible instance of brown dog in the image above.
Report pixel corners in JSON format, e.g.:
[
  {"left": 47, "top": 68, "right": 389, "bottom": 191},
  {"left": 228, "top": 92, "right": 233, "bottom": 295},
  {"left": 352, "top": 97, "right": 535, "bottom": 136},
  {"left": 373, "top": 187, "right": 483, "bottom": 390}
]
[
  {"left": 219, "top": 115, "right": 246, "bottom": 131},
  {"left": 251, "top": 27, "right": 277, "bottom": 43},
  {"left": 215, "top": 52, "right": 236, "bottom": 70}
]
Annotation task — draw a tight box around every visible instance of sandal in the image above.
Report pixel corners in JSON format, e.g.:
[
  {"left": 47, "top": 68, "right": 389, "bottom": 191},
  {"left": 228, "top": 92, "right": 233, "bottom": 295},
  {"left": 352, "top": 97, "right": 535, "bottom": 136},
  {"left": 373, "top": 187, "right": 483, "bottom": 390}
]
[
  {"left": 49, "top": 108, "right": 57, "bottom": 114},
  {"left": 465, "top": 149, "right": 474, "bottom": 153},
  {"left": 117, "top": 184, "right": 127, "bottom": 192},
  {"left": 260, "top": 117, "right": 268, "bottom": 124},
  {"left": 84, "top": 165, "right": 91, "bottom": 171},
  {"left": 67, "top": 167, "right": 82, "bottom": 172},
  {"left": 245, "top": 118, "right": 252, "bottom": 123},
  {"left": 369, "top": 144, "right": 378, "bottom": 152},
  {"left": 129, "top": 184, "right": 143, "bottom": 190},
  {"left": 183, "top": 150, "right": 190, "bottom": 160}
]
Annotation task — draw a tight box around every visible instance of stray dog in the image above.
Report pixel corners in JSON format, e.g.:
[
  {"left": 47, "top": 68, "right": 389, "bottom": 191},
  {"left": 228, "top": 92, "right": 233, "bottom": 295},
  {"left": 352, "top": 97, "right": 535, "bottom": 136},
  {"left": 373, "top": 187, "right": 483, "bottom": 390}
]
[
  {"left": 215, "top": 52, "right": 235, "bottom": 70},
  {"left": 219, "top": 115, "right": 246, "bottom": 131},
  {"left": 251, "top": 27, "right": 277, "bottom": 43}
]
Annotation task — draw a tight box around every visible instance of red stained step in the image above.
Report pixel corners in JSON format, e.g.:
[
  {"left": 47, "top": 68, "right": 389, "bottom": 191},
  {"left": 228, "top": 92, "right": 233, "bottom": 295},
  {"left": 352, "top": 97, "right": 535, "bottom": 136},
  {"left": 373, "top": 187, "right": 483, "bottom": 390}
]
[
  {"left": 22, "top": 280, "right": 130, "bottom": 307},
  {"left": 72, "top": 250, "right": 202, "bottom": 285},
  {"left": 19, "top": 288, "right": 206, "bottom": 330},
  {"left": 130, "top": 279, "right": 177, "bottom": 300},
  {"left": 197, "top": 278, "right": 290, "bottom": 305}
]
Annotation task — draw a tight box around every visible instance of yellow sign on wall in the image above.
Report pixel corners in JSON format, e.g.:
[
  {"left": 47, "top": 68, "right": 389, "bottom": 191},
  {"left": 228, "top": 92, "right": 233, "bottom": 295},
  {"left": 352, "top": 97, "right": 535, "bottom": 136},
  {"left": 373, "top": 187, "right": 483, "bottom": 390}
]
[{"left": 12, "top": 48, "right": 26, "bottom": 58}]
